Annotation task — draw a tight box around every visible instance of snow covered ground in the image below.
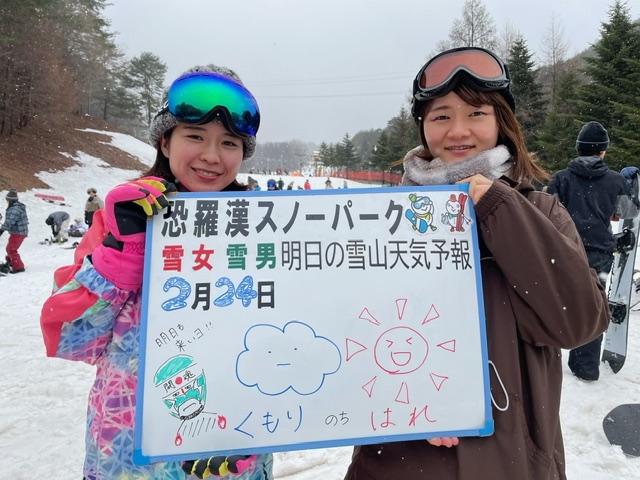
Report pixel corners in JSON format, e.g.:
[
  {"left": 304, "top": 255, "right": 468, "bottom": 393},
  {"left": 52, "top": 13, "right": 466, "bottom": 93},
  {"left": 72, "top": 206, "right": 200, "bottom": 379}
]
[{"left": 1, "top": 129, "right": 639, "bottom": 479}]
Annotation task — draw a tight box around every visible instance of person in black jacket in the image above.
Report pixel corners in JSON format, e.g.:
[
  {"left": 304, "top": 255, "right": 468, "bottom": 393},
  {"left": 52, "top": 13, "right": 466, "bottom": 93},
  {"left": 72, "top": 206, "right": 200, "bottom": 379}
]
[{"left": 547, "top": 121, "right": 640, "bottom": 381}]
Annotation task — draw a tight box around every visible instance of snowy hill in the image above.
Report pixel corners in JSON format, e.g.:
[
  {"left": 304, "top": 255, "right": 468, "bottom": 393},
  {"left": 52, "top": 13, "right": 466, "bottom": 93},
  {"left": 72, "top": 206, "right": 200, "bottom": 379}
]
[{"left": 1, "top": 129, "right": 639, "bottom": 479}]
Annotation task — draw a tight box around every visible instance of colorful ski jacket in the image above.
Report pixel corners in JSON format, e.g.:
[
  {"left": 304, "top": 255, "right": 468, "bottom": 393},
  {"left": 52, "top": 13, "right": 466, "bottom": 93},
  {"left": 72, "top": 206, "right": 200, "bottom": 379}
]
[
  {"left": 0, "top": 200, "right": 28, "bottom": 235},
  {"left": 40, "top": 210, "right": 273, "bottom": 480}
]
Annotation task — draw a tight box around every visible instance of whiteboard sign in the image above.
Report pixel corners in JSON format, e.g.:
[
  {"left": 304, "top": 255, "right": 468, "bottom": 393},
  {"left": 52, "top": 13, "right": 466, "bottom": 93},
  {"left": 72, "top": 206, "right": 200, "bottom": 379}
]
[{"left": 133, "top": 186, "right": 492, "bottom": 465}]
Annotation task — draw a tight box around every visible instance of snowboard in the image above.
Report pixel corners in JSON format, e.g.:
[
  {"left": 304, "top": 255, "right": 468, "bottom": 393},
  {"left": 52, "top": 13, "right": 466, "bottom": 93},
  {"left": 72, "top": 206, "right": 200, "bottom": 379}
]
[
  {"left": 603, "top": 404, "right": 640, "bottom": 457},
  {"left": 35, "top": 193, "right": 72, "bottom": 206},
  {"left": 39, "top": 238, "right": 79, "bottom": 249},
  {"left": 602, "top": 172, "right": 640, "bottom": 373}
]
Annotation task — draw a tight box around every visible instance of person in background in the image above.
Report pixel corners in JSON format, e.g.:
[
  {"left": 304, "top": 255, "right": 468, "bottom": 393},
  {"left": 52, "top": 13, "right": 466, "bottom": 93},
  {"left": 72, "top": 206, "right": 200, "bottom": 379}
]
[
  {"left": 277, "top": 177, "right": 285, "bottom": 190},
  {"left": 342, "top": 180, "right": 348, "bottom": 189},
  {"left": 247, "top": 176, "right": 261, "bottom": 191},
  {"left": 0, "top": 189, "right": 28, "bottom": 274},
  {"left": 343, "top": 46, "right": 609, "bottom": 480},
  {"left": 547, "top": 121, "right": 639, "bottom": 382},
  {"left": 67, "top": 217, "right": 87, "bottom": 237},
  {"left": 84, "top": 187, "right": 104, "bottom": 227},
  {"left": 45, "top": 210, "right": 70, "bottom": 243},
  {"left": 40, "top": 64, "right": 273, "bottom": 480},
  {"left": 266, "top": 178, "right": 279, "bottom": 190},
  {"left": 304, "top": 178, "right": 311, "bottom": 190},
  {"left": 324, "top": 178, "right": 333, "bottom": 189},
  {"left": 286, "top": 181, "right": 295, "bottom": 190}
]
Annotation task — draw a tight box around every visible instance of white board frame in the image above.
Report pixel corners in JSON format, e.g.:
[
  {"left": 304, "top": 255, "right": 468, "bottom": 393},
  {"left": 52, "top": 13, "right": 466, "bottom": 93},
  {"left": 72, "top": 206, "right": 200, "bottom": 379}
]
[{"left": 133, "top": 185, "right": 492, "bottom": 465}]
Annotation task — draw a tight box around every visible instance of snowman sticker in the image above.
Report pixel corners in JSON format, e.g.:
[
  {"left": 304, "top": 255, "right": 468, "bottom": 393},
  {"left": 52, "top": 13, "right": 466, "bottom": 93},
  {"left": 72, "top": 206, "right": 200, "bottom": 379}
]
[
  {"left": 441, "top": 193, "right": 471, "bottom": 232},
  {"left": 405, "top": 193, "right": 438, "bottom": 234}
]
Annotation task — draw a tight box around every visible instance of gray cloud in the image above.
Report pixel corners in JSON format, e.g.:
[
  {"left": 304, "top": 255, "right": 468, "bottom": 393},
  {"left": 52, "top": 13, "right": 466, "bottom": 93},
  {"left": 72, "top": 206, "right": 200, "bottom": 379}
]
[{"left": 105, "top": 0, "right": 621, "bottom": 144}]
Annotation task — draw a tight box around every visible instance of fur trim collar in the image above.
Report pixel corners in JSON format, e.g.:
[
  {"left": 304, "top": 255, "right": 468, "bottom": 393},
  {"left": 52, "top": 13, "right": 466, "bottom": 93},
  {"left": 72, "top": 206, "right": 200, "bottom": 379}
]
[{"left": 400, "top": 145, "right": 513, "bottom": 186}]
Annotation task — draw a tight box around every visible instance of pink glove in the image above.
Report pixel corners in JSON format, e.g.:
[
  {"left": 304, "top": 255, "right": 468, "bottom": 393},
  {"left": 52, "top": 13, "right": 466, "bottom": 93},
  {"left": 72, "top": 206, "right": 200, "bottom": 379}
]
[{"left": 91, "top": 177, "right": 176, "bottom": 291}]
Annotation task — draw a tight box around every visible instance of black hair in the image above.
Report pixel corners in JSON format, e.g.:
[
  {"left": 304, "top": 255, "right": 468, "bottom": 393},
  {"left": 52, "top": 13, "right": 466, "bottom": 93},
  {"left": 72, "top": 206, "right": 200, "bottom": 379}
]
[
  {"left": 143, "top": 129, "right": 249, "bottom": 191},
  {"left": 577, "top": 149, "right": 605, "bottom": 157}
]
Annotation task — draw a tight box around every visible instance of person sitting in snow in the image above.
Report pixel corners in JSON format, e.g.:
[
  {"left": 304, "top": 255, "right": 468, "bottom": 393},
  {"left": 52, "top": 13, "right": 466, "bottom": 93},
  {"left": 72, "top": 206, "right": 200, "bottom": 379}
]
[{"left": 67, "top": 217, "right": 87, "bottom": 237}]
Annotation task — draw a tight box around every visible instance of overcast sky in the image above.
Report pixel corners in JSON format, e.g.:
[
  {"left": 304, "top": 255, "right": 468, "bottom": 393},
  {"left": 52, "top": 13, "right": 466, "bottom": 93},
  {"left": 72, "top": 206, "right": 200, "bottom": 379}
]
[{"left": 103, "top": 0, "right": 634, "bottom": 146}]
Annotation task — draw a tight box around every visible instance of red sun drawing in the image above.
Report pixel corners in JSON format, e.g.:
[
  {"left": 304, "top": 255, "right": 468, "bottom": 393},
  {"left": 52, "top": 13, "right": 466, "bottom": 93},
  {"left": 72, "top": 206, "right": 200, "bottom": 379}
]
[{"left": 346, "top": 298, "right": 456, "bottom": 405}]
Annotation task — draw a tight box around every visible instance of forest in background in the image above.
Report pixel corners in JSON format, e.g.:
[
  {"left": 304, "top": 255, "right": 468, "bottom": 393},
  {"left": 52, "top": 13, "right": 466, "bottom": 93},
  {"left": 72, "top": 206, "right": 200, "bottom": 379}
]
[{"left": 1, "top": 0, "right": 639, "bottom": 179}]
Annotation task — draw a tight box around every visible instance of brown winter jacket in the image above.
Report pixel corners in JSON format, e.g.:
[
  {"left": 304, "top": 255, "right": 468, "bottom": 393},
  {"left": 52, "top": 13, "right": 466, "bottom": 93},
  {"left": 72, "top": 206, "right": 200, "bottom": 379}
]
[{"left": 344, "top": 177, "right": 609, "bottom": 480}]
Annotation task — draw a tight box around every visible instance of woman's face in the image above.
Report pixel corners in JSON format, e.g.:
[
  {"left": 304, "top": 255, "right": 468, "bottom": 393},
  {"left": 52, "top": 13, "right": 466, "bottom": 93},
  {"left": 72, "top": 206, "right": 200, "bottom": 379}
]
[
  {"left": 422, "top": 91, "right": 499, "bottom": 164},
  {"left": 161, "top": 122, "right": 244, "bottom": 192}
]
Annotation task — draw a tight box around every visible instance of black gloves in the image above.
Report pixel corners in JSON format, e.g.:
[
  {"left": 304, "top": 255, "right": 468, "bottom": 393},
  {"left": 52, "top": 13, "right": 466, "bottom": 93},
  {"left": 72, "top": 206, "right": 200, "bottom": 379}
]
[{"left": 182, "top": 454, "right": 257, "bottom": 478}]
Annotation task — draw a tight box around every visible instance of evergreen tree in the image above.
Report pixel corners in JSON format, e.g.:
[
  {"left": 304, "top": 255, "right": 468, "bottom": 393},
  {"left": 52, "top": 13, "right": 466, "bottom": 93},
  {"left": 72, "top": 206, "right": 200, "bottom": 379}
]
[
  {"left": 507, "top": 37, "right": 547, "bottom": 152},
  {"left": 351, "top": 129, "right": 382, "bottom": 167},
  {"left": 337, "top": 133, "right": 359, "bottom": 173},
  {"left": 576, "top": 0, "right": 640, "bottom": 168},
  {"left": 317, "top": 142, "right": 331, "bottom": 166},
  {"left": 318, "top": 141, "right": 337, "bottom": 172},
  {"left": 122, "top": 52, "right": 167, "bottom": 126},
  {"left": 63, "top": 0, "right": 120, "bottom": 119},
  {"left": 369, "top": 108, "right": 418, "bottom": 175},
  {"left": 369, "top": 131, "right": 395, "bottom": 172},
  {"left": 332, "top": 140, "right": 345, "bottom": 172},
  {"left": 387, "top": 107, "right": 419, "bottom": 155},
  {"left": 537, "top": 70, "right": 583, "bottom": 173}
]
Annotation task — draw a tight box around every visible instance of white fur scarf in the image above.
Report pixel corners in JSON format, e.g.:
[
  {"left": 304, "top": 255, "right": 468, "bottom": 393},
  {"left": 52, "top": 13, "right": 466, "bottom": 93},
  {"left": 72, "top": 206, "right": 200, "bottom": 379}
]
[{"left": 400, "top": 145, "right": 513, "bottom": 186}]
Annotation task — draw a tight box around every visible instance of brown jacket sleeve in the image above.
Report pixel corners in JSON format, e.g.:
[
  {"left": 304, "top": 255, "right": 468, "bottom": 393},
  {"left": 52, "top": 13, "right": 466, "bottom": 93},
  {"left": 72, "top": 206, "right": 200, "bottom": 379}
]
[{"left": 473, "top": 178, "right": 610, "bottom": 349}]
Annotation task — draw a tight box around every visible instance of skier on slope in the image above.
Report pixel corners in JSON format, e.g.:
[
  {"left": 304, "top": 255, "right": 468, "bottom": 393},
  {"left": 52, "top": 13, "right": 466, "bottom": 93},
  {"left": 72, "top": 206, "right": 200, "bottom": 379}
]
[{"left": 547, "top": 121, "right": 640, "bottom": 381}]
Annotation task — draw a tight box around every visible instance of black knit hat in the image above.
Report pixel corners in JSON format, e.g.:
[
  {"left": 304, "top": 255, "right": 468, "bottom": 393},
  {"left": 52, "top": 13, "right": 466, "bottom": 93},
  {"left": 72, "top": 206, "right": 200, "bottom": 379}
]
[
  {"left": 576, "top": 121, "right": 609, "bottom": 152},
  {"left": 6, "top": 189, "right": 18, "bottom": 201}
]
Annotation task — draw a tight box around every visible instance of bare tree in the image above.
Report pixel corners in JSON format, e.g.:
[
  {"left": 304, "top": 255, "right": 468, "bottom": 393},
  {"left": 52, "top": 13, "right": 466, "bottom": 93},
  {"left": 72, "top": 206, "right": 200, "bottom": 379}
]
[
  {"left": 539, "top": 12, "right": 570, "bottom": 101},
  {"left": 448, "top": 0, "right": 497, "bottom": 49},
  {"left": 494, "top": 20, "right": 520, "bottom": 61}
]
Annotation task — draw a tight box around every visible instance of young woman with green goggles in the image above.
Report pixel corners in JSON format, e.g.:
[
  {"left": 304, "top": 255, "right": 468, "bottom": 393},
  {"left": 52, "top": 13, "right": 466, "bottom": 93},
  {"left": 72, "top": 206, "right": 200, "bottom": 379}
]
[
  {"left": 40, "top": 64, "right": 273, "bottom": 480},
  {"left": 343, "top": 47, "right": 609, "bottom": 480}
]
